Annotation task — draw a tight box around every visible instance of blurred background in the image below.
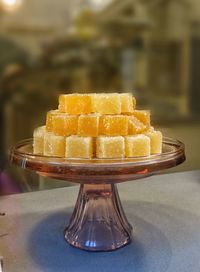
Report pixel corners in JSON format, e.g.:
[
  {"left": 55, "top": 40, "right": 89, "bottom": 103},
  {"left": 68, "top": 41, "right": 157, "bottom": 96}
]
[{"left": 0, "top": 0, "right": 199, "bottom": 195}]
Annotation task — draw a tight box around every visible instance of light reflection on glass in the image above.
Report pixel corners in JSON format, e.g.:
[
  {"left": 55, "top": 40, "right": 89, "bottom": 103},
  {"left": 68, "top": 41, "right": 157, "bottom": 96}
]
[{"left": 85, "top": 240, "right": 96, "bottom": 247}]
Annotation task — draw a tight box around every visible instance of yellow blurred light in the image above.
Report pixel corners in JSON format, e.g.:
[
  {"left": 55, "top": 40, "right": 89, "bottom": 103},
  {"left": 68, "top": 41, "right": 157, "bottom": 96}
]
[
  {"left": 90, "top": 0, "right": 111, "bottom": 10},
  {"left": 1, "top": 0, "right": 22, "bottom": 11}
]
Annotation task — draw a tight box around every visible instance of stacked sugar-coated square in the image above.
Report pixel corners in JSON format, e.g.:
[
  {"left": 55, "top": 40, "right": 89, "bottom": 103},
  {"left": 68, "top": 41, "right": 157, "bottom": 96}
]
[{"left": 33, "top": 93, "right": 162, "bottom": 159}]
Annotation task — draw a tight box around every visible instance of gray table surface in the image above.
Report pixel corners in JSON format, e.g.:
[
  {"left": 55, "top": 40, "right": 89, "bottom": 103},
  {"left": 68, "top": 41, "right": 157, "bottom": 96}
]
[{"left": 0, "top": 170, "right": 200, "bottom": 272}]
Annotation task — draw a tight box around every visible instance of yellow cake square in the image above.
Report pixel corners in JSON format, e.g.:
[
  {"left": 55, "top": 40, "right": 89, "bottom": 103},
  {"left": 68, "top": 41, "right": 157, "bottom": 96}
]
[
  {"left": 99, "top": 115, "right": 128, "bottom": 136},
  {"left": 125, "top": 135, "right": 150, "bottom": 157},
  {"left": 132, "top": 110, "right": 150, "bottom": 126},
  {"left": 96, "top": 136, "right": 125, "bottom": 158},
  {"left": 33, "top": 126, "right": 46, "bottom": 154},
  {"left": 78, "top": 114, "right": 99, "bottom": 137},
  {"left": 146, "top": 130, "right": 163, "bottom": 154},
  {"left": 46, "top": 110, "right": 59, "bottom": 132},
  {"left": 120, "top": 93, "right": 135, "bottom": 113},
  {"left": 128, "top": 116, "right": 147, "bottom": 134},
  {"left": 132, "top": 96, "right": 136, "bottom": 109},
  {"left": 44, "top": 132, "right": 66, "bottom": 157},
  {"left": 65, "top": 136, "right": 93, "bottom": 158},
  {"left": 58, "top": 94, "right": 93, "bottom": 114},
  {"left": 52, "top": 113, "right": 78, "bottom": 136},
  {"left": 93, "top": 93, "right": 121, "bottom": 114},
  {"left": 146, "top": 126, "right": 154, "bottom": 133}
]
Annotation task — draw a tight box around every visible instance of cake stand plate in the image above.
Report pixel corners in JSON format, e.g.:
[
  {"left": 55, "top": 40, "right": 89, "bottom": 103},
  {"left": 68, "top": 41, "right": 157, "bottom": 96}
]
[{"left": 10, "top": 137, "right": 185, "bottom": 251}]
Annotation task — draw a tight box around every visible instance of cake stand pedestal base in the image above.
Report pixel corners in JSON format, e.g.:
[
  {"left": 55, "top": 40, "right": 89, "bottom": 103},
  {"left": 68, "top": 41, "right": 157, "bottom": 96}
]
[
  {"left": 64, "top": 183, "right": 132, "bottom": 251},
  {"left": 11, "top": 137, "right": 185, "bottom": 252}
]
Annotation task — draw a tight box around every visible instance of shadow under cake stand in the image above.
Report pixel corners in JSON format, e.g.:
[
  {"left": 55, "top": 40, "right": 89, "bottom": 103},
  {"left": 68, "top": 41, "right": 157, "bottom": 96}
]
[{"left": 10, "top": 137, "right": 185, "bottom": 251}]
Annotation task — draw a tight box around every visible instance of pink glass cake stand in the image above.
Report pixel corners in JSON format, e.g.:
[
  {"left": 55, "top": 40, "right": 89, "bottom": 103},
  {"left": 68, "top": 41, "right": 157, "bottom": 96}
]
[{"left": 10, "top": 137, "right": 185, "bottom": 251}]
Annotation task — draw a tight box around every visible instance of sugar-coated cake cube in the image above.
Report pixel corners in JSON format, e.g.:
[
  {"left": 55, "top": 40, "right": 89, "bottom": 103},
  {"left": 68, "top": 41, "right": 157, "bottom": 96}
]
[
  {"left": 33, "top": 126, "right": 46, "bottom": 154},
  {"left": 120, "top": 93, "right": 135, "bottom": 113},
  {"left": 59, "top": 94, "right": 94, "bottom": 114},
  {"left": 93, "top": 93, "right": 121, "bottom": 114},
  {"left": 46, "top": 110, "right": 59, "bottom": 132},
  {"left": 132, "top": 96, "right": 136, "bottom": 109},
  {"left": 132, "top": 110, "right": 150, "bottom": 126},
  {"left": 96, "top": 136, "right": 125, "bottom": 158},
  {"left": 44, "top": 133, "right": 66, "bottom": 157},
  {"left": 52, "top": 113, "right": 78, "bottom": 136},
  {"left": 78, "top": 114, "right": 99, "bottom": 137},
  {"left": 99, "top": 115, "right": 128, "bottom": 136},
  {"left": 146, "top": 126, "right": 154, "bottom": 133},
  {"left": 125, "top": 135, "right": 150, "bottom": 157},
  {"left": 146, "top": 130, "right": 162, "bottom": 154},
  {"left": 128, "top": 116, "right": 147, "bottom": 134},
  {"left": 66, "top": 136, "right": 93, "bottom": 158},
  {"left": 92, "top": 137, "right": 96, "bottom": 157}
]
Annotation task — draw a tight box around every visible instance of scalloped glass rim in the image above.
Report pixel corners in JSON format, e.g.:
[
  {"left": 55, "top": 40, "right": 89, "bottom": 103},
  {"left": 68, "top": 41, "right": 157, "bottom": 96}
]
[
  {"left": 10, "top": 137, "right": 184, "bottom": 165},
  {"left": 10, "top": 137, "right": 185, "bottom": 183}
]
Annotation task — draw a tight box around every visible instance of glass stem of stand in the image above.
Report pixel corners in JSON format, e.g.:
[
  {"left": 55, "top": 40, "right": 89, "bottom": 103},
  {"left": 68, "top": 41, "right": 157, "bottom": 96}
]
[{"left": 64, "top": 183, "right": 132, "bottom": 251}]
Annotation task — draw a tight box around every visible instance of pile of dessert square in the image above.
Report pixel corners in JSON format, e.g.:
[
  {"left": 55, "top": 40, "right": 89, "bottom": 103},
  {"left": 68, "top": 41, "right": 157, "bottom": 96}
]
[{"left": 33, "top": 93, "right": 162, "bottom": 159}]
